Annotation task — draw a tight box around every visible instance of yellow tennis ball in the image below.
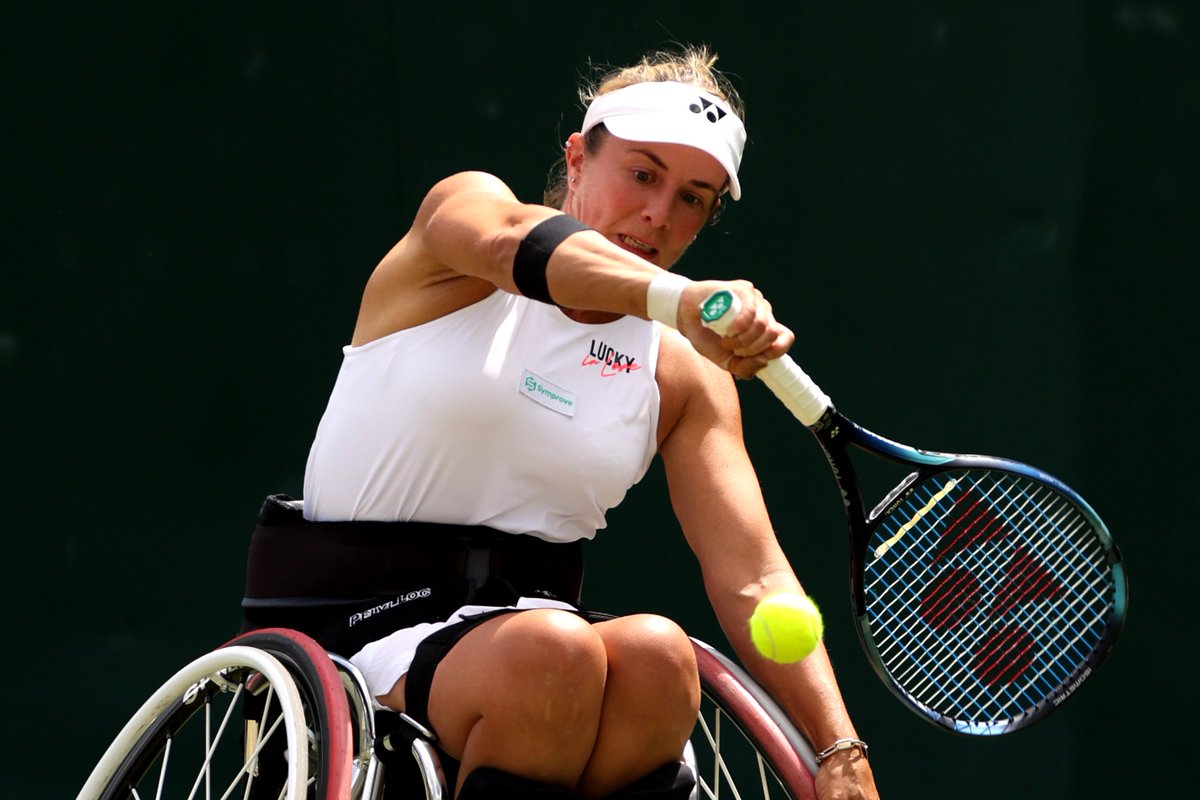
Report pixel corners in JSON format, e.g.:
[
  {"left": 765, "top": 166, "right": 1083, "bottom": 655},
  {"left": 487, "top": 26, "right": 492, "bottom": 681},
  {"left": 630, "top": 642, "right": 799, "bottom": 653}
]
[{"left": 750, "top": 592, "right": 824, "bottom": 663}]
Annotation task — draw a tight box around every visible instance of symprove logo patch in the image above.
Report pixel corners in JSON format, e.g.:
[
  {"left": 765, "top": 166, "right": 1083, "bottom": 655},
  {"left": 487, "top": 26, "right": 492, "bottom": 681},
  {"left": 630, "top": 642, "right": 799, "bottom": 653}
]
[{"left": 520, "top": 369, "right": 577, "bottom": 417}]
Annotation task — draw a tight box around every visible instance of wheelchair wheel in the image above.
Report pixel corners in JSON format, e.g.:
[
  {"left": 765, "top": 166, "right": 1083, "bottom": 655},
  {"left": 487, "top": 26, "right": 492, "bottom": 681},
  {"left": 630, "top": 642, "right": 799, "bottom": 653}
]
[
  {"left": 691, "top": 639, "right": 819, "bottom": 800},
  {"left": 76, "top": 645, "right": 310, "bottom": 800},
  {"left": 225, "top": 629, "right": 355, "bottom": 800},
  {"left": 77, "top": 629, "right": 353, "bottom": 800}
]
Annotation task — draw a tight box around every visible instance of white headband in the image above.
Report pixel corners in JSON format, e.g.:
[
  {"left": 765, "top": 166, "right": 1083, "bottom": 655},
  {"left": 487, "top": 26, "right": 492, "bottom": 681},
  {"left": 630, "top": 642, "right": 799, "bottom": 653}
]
[{"left": 581, "top": 81, "right": 746, "bottom": 200}]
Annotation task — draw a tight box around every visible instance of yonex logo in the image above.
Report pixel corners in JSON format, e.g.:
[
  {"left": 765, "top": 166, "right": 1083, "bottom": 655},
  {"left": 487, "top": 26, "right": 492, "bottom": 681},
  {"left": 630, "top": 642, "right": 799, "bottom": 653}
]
[{"left": 688, "top": 97, "right": 727, "bottom": 123}]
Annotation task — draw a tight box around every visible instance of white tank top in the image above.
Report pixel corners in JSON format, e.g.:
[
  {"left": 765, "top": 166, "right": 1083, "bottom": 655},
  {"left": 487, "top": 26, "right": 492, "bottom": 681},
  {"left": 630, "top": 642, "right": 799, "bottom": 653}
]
[{"left": 303, "top": 290, "right": 661, "bottom": 542}]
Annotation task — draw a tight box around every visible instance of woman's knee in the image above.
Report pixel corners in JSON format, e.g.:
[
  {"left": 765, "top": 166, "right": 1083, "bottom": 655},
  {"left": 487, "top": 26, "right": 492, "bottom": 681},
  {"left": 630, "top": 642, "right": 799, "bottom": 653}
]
[
  {"left": 494, "top": 609, "right": 609, "bottom": 687},
  {"left": 439, "top": 610, "right": 609, "bottom": 725},
  {"left": 601, "top": 615, "right": 697, "bottom": 675},
  {"left": 597, "top": 615, "right": 700, "bottom": 720},
  {"left": 573, "top": 616, "right": 699, "bottom": 797}
]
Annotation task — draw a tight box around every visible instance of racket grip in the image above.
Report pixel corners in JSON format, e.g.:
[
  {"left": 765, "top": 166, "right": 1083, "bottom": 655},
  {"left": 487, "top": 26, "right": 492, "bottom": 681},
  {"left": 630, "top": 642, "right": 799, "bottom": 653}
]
[
  {"left": 758, "top": 357, "right": 831, "bottom": 427},
  {"left": 700, "top": 290, "right": 832, "bottom": 427}
]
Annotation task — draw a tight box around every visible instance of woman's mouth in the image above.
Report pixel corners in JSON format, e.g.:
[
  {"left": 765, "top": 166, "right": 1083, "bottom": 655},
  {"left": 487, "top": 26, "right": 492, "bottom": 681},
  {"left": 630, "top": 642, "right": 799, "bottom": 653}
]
[{"left": 618, "top": 234, "right": 659, "bottom": 259}]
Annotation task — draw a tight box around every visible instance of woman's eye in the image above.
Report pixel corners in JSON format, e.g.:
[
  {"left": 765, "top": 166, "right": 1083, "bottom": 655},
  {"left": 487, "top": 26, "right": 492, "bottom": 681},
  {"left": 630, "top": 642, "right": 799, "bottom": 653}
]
[{"left": 633, "top": 169, "right": 652, "bottom": 183}]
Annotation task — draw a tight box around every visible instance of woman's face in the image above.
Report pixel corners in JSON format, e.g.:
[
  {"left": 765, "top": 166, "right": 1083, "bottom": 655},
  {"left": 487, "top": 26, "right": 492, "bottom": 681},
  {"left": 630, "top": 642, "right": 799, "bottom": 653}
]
[{"left": 564, "top": 131, "right": 727, "bottom": 269}]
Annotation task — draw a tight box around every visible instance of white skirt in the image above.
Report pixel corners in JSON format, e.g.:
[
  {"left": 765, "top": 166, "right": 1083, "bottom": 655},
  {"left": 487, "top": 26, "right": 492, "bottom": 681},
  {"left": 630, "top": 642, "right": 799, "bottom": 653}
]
[{"left": 349, "top": 596, "right": 578, "bottom": 701}]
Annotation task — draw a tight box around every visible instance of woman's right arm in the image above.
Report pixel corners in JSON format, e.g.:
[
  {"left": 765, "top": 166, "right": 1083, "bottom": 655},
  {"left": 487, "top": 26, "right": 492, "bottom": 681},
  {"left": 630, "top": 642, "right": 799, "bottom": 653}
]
[
  {"left": 353, "top": 170, "right": 788, "bottom": 376},
  {"left": 349, "top": 172, "right": 542, "bottom": 344},
  {"left": 350, "top": 170, "right": 657, "bottom": 344}
]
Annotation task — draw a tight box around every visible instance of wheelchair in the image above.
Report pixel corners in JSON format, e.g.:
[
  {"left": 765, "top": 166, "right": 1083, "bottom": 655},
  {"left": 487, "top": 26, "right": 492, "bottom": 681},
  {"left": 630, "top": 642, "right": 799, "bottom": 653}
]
[
  {"left": 76, "top": 494, "right": 820, "bottom": 800},
  {"left": 76, "top": 623, "right": 819, "bottom": 800}
]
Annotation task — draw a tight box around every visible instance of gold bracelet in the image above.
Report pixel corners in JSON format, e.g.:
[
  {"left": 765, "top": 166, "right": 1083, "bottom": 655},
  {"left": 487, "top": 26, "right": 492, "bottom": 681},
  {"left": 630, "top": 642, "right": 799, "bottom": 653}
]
[{"left": 814, "top": 737, "right": 869, "bottom": 765}]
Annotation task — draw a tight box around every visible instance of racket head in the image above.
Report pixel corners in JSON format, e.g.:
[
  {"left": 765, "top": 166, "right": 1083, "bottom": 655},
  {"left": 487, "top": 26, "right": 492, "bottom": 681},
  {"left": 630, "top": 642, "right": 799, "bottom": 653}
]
[{"left": 815, "top": 412, "right": 1127, "bottom": 735}]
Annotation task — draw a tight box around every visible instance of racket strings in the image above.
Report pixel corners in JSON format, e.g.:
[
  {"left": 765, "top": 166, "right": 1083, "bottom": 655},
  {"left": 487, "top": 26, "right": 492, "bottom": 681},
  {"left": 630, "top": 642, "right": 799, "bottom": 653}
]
[
  {"left": 883, "top": 485, "right": 1107, "bottom": 717},
  {"left": 881, "top": 483, "right": 1104, "bottom": 701},
  {"left": 883, "top": 560, "right": 1108, "bottom": 723},
  {"left": 863, "top": 470, "right": 1116, "bottom": 731}
]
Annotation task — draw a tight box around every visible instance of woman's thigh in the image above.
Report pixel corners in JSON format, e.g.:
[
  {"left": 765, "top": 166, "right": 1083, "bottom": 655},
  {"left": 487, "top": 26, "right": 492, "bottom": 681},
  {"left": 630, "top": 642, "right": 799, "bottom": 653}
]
[{"left": 425, "top": 609, "right": 610, "bottom": 761}]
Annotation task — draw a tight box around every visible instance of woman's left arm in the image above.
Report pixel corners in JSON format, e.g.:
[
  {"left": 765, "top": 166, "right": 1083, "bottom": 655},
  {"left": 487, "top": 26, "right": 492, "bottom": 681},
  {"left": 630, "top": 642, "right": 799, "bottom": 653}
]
[{"left": 656, "top": 338, "right": 880, "bottom": 800}]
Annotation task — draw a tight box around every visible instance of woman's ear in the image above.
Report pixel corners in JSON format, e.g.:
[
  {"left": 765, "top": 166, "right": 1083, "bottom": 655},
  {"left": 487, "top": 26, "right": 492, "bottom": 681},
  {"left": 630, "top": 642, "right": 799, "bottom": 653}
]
[{"left": 564, "top": 132, "right": 585, "bottom": 182}]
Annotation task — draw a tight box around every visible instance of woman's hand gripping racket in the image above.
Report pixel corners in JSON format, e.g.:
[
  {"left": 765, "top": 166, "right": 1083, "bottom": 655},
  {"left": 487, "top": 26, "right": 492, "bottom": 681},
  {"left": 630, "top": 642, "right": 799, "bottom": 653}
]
[{"left": 700, "top": 290, "right": 1127, "bottom": 736}]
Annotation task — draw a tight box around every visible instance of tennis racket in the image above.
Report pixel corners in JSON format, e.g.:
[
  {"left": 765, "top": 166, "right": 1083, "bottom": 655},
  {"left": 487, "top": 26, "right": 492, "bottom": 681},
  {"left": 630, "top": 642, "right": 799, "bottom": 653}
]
[{"left": 700, "top": 290, "right": 1127, "bottom": 736}]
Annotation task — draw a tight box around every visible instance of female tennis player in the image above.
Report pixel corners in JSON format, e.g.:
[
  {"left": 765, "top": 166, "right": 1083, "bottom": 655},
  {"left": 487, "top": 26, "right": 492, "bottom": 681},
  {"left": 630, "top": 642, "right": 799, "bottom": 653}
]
[{"left": 249, "top": 45, "right": 879, "bottom": 800}]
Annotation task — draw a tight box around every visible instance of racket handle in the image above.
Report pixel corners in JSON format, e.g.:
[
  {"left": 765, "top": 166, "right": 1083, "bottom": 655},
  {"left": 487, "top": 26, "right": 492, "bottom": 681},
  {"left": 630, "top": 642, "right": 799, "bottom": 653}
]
[{"left": 700, "top": 290, "right": 832, "bottom": 427}]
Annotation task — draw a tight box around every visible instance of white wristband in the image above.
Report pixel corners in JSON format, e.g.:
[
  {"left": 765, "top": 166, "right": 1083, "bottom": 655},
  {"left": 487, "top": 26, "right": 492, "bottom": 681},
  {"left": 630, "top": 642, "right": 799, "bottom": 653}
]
[{"left": 645, "top": 272, "right": 690, "bottom": 329}]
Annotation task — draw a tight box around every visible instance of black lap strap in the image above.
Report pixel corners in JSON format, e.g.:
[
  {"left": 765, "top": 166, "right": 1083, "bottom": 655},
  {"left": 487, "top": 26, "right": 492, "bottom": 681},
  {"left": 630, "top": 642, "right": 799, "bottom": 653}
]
[{"left": 243, "top": 494, "right": 584, "bottom": 603}]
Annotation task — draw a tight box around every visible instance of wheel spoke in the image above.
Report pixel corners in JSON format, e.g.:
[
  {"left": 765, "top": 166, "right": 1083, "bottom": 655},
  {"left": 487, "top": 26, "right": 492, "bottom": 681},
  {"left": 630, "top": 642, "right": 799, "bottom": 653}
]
[
  {"left": 186, "top": 682, "right": 256, "bottom": 800},
  {"left": 153, "top": 734, "right": 172, "bottom": 800}
]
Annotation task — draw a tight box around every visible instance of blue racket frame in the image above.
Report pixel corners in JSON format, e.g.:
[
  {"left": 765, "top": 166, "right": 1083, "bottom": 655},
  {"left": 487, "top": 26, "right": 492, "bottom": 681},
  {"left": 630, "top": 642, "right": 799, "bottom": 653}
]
[{"left": 809, "top": 407, "right": 1127, "bottom": 736}]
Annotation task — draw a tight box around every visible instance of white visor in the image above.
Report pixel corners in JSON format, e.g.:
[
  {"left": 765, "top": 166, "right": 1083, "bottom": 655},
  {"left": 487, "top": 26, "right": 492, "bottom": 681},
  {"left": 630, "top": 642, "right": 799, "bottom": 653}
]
[{"left": 581, "top": 81, "right": 746, "bottom": 200}]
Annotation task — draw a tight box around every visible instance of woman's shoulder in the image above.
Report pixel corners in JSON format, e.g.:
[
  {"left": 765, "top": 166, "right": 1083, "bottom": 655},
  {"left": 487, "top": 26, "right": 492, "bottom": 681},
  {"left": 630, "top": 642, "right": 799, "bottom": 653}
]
[
  {"left": 421, "top": 170, "right": 515, "bottom": 206},
  {"left": 408, "top": 171, "right": 523, "bottom": 238}
]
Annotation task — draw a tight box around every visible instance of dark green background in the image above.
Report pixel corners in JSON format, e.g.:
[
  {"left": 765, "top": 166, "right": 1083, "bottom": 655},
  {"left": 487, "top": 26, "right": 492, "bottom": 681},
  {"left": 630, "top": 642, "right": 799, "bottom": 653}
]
[{"left": 4, "top": 1, "right": 1196, "bottom": 795}]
